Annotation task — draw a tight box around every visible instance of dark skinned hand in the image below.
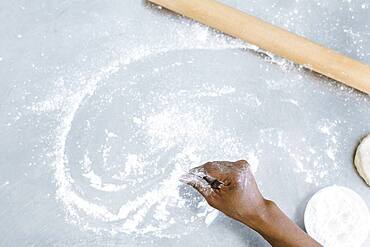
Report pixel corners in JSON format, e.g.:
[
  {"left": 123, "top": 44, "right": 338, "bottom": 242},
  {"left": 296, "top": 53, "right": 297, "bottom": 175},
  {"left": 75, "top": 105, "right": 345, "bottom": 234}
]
[{"left": 180, "top": 160, "right": 322, "bottom": 247}]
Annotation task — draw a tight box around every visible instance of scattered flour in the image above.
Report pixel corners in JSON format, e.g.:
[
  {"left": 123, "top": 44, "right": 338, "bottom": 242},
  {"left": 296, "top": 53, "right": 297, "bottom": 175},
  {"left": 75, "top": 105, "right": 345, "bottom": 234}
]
[
  {"left": 258, "top": 125, "right": 339, "bottom": 186},
  {"left": 0, "top": 181, "right": 10, "bottom": 188},
  {"left": 30, "top": 20, "right": 344, "bottom": 239},
  {"left": 45, "top": 22, "right": 257, "bottom": 238}
]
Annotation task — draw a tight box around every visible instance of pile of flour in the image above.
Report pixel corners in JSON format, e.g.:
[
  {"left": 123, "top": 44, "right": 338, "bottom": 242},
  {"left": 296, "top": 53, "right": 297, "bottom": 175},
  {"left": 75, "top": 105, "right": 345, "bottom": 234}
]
[{"left": 305, "top": 185, "right": 370, "bottom": 247}]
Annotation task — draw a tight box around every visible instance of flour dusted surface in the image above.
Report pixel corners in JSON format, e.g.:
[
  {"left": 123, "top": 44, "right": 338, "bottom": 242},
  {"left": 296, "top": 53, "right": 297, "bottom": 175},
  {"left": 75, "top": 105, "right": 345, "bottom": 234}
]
[
  {"left": 2, "top": 0, "right": 370, "bottom": 246},
  {"left": 32, "top": 24, "right": 357, "bottom": 239}
]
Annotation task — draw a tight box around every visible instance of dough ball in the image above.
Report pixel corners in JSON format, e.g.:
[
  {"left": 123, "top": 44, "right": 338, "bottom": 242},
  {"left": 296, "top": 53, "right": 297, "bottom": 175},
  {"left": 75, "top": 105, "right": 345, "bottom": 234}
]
[
  {"left": 355, "top": 135, "right": 370, "bottom": 186},
  {"left": 304, "top": 185, "right": 370, "bottom": 247}
]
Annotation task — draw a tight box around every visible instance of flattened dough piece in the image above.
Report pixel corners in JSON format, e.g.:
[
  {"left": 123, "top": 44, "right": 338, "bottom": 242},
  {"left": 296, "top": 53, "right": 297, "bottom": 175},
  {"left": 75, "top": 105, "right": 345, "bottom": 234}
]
[
  {"left": 355, "top": 135, "right": 370, "bottom": 186},
  {"left": 304, "top": 185, "right": 370, "bottom": 247}
]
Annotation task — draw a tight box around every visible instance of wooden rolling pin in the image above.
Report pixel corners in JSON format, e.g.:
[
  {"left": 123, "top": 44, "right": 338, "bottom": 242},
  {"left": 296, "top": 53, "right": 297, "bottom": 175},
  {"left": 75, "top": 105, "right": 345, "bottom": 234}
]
[{"left": 148, "top": 0, "right": 370, "bottom": 95}]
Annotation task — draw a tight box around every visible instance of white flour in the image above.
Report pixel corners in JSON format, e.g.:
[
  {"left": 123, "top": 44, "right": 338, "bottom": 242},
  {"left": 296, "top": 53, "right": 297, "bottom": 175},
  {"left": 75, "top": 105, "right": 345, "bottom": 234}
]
[
  {"left": 44, "top": 23, "right": 258, "bottom": 237},
  {"left": 0, "top": 181, "right": 10, "bottom": 188},
  {"left": 305, "top": 185, "right": 370, "bottom": 247},
  {"left": 30, "top": 20, "right": 343, "bottom": 239}
]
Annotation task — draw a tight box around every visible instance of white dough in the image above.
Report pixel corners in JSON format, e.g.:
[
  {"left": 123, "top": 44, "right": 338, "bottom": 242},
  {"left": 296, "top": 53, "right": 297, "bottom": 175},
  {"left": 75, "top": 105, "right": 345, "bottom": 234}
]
[
  {"left": 304, "top": 185, "right": 370, "bottom": 247},
  {"left": 355, "top": 135, "right": 370, "bottom": 186}
]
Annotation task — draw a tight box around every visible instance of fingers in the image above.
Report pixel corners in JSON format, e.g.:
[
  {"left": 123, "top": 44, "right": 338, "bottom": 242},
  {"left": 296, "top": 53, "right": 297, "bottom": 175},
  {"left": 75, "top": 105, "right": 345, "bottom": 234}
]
[
  {"left": 189, "top": 165, "right": 224, "bottom": 189},
  {"left": 234, "top": 160, "right": 249, "bottom": 169},
  {"left": 188, "top": 166, "right": 207, "bottom": 178},
  {"left": 201, "top": 161, "right": 246, "bottom": 180},
  {"left": 202, "top": 162, "right": 223, "bottom": 178},
  {"left": 179, "top": 173, "right": 213, "bottom": 198},
  {"left": 203, "top": 175, "right": 223, "bottom": 189},
  {"left": 180, "top": 160, "right": 251, "bottom": 197},
  {"left": 206, "top": 160, "right": 249, "bottom": 174}
]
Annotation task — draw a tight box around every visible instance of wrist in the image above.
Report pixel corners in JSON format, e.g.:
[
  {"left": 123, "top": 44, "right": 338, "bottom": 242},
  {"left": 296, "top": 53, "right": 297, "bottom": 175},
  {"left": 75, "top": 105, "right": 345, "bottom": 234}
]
[
  {"left": 243, "top": 200, "right": 322, "bottom": 247},
  {"left": 240, "top": 199, "right": 277, "bottom": 231}
]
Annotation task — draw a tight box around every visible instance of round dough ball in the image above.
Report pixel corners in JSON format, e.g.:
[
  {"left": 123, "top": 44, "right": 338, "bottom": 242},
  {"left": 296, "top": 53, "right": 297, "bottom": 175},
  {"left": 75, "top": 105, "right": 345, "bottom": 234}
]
[
  {"left": 355, "top": 135, "right": 370, "bottom": 186},
  {"left": 304, "top": 185, "right": 370, "bottom": 247}
]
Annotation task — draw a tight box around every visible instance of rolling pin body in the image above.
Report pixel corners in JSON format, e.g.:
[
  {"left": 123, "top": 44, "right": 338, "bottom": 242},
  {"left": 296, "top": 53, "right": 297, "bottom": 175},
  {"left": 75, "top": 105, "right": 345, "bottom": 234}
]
[{"left": 149, "top": 0, "right": 370, "bottom": 94}]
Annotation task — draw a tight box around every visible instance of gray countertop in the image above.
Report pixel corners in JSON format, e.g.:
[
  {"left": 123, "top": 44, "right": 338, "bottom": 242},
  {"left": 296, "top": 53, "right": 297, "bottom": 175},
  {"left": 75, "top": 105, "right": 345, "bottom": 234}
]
[{"left": 0, "top": 0, "right": 369, "bottom": 246}]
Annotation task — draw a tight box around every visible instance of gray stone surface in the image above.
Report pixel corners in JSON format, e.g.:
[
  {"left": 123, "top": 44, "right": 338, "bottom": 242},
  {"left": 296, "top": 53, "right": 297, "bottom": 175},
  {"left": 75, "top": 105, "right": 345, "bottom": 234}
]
[{"left": 0, "top": 0, "right": 369, "bottom": 246}]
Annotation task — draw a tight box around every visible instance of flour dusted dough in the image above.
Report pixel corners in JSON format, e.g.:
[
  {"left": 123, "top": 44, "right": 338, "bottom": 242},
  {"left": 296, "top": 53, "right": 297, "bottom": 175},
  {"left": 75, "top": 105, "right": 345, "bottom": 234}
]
[
  {"left": 304, "top": 185, "right": 370, "bottom": 247},
  {"left": 355, "top": 135, "right": 370, "bottom": 186}
]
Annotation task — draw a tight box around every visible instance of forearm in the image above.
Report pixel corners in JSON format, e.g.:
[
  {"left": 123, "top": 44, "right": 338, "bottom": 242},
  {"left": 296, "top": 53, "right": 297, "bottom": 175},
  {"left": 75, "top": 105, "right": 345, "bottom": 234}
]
[
  {"left": 182, "top": 160, "right": 321, "bottom": 246},
  {"left": 243, "top": 200, "right": 322, "bottom": 247}
]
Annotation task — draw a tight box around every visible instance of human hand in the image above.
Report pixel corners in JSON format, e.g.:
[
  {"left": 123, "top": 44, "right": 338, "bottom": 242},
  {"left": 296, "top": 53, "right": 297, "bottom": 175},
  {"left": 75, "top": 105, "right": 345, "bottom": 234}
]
[
  {"left": 180, "top": 160, "right": 269, "bottom": 227},
  {"left": 181, "top": 160, "right": 322, "bottom": 247}
]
